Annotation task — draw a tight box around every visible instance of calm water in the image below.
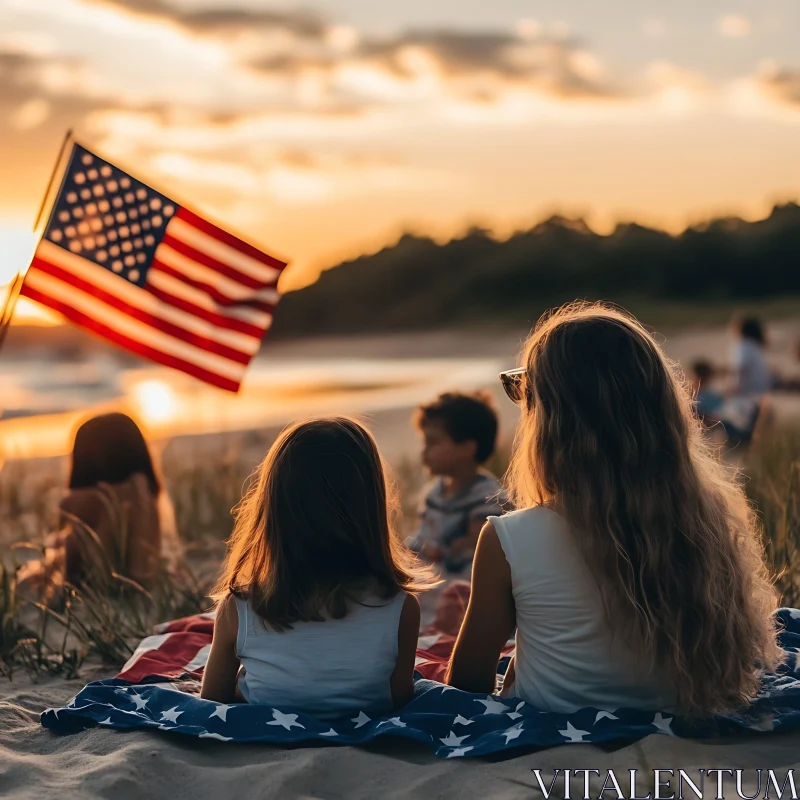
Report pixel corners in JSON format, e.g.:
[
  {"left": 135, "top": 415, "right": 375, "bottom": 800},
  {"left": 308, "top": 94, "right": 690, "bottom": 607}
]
[
  {"left": 7, "top": 317, "right": 800, "bottom": 461},
  {"left": 0, "top": 353, "right": 506, "bottom": 459}
]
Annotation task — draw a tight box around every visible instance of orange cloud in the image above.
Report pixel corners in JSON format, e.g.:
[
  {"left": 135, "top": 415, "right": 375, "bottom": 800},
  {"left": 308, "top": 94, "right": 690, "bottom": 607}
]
[{"left": 716, "top": 14, "right": 752, "bottom": 39}]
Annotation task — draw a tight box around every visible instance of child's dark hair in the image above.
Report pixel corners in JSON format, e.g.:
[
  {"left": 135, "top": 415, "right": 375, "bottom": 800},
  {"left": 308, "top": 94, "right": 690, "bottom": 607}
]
[
  {"left": 415, "top": 391, "right": 499, "bottom": 463},
  {"left": 212, "top": 417, "right": 436, "bottom": 630},
  {"left": 736, "top": 316, "right": 765, "bottom": 346},
  {"left": 69, "top": 412, "right": 159, "bottom": 495},
  {"left": 691, "top": 359, "right": 714, "bottom": 383}
]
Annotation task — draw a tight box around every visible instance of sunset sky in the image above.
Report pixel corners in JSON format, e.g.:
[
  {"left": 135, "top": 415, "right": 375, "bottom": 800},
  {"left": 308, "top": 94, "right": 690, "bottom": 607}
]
[{"left": 2, "top": 0, "right": 800, "bottom": 321}]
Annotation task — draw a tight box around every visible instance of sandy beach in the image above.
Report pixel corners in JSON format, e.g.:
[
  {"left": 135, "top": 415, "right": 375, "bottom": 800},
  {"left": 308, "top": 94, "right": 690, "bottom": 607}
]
[{"left": 3, "top": 671, "right": 800, "bottom": 799}]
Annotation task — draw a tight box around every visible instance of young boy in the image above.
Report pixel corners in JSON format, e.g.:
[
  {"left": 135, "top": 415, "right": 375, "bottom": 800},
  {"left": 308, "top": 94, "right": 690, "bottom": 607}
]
[{"left": 407, "top": 390, "right": 510, "bottom": 575}]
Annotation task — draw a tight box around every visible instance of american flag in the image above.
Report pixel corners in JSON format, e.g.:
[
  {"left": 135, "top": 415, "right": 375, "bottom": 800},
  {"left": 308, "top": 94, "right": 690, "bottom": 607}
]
[
  {"left": 42, "top": 608, "right": 800, "bottom": 755},
  {"left": 21, "top": 143, "right": 288, "bottom": 392}
]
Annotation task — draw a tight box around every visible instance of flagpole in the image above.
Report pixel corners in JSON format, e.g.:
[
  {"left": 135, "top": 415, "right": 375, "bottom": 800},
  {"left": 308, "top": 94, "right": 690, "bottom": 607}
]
[
  {"left": 0, "top": 271, "right": 23, "bottom": 352},
  {"left": 33, "top": 128, "right": 73, "bottom": 233},
  {"left": 0, "top": 129, "right": 74, "bottom": 355}
]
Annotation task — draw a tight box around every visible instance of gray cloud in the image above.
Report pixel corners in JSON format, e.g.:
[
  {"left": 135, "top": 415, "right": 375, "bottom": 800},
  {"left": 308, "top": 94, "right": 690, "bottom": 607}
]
[
  {"left": 90, "top": 1, "right": 614, "bottom": 99},
  {"left": 365, "top": 31, "right": 533, "bottom": 75},
  {"left": 87, "top": 0, "right": 326, "bottom": 37},
  {"left": 367, "top": 30, "right": 611, "bottom": 97},
  {"left": 0, "top": 1, "right": 620, "bottom": 171},
  {"left": 248, "top": 29, "right": 614, "bottom": 100},
  {"left": 1, "top": 49, "right": 84, "bottom": 106},
  {"left": 761, "top": 68, "right": 800, "bottom": 106},
  {"left": 0, "top": 50, "right": 113, "bottom": 205}
]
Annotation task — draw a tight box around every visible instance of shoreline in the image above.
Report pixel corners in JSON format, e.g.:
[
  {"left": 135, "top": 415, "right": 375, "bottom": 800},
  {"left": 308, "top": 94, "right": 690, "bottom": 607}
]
[{"left": 5, "top": 316, "right": 800, "bottom": 466}]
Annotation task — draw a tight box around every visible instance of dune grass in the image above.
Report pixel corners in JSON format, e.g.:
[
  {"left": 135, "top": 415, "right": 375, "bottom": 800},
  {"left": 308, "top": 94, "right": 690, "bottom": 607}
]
[
  {"left": 744, "top": 430, "right": 800, "bottom": 608},
  {"left": 1, "top": 429, "right": 800, "bottom": 680}
]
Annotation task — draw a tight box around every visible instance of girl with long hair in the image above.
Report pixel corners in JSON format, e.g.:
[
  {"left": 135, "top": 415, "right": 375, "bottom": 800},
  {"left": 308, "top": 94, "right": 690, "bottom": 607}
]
[
  {"left": 18, "top": 412, "right": 180, "bottom": 593},
  {"left": 446, "top": 302, "right": 780, "bottom": 716},
  {"left": 201, "top": 417, "right": 436, "bottom": 718}
]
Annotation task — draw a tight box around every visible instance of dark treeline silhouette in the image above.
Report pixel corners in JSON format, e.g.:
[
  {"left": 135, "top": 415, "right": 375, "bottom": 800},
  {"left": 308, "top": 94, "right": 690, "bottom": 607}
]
[{"left": 269, "top": 203, "right": 800, "bottom": 338}]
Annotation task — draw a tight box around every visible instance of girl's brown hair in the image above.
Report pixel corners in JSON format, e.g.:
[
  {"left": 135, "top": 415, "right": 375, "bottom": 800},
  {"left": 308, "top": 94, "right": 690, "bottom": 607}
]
[
  {"left": 70, "top": 412, "right": 159, "bottom": 495},
  {"left": 212, "top": 417, "right": 436, "bottom": 630},
  {"left": 506, "top": 301, "right": 781, "bottom": 716}
]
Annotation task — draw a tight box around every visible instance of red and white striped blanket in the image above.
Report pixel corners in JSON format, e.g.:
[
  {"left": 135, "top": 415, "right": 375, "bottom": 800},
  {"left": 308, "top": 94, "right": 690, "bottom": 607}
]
[{"left": 117, "top": 611, "right": 506, "bottom": 685}]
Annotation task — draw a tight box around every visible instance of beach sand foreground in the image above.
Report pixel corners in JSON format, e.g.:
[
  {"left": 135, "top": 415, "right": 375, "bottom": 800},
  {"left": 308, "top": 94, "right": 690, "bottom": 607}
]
[{"left": 2, "top": 671, "right": 800, "bottom": 799}]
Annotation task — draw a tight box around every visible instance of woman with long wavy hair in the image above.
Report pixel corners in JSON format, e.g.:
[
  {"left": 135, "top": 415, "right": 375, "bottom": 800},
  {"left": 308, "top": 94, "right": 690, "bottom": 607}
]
[{"left": 446, "top": 302, "right": 781, "bottom": 716}]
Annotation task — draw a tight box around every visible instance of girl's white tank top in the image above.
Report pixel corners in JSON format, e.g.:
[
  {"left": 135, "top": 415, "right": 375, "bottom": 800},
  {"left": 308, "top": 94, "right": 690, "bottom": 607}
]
[
  {"left": 492, "top": 507, "right": 678, "bottom": 714},
  {"left": 234, "top": 590, "right": 406, "bottom": 720}
]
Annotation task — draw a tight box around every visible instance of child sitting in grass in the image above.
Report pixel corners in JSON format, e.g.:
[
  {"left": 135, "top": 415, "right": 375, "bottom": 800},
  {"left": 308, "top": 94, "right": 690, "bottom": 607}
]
[
  {"left": 406, "top": 391, "right": 510, "bottom": 575},
  {"left": 17, "top": 412, "right": 181, "bottom": 599},
  {"left": 690, "top": 359, "right": 724, "bottom": 422},
  {"left": 201, "top": 417, "right": 436, "bottom": 718}
]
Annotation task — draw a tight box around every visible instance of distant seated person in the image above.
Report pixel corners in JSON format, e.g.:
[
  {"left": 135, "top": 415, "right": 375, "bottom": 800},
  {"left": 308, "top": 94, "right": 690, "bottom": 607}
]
[
  {"left": 17, "top": 412, "right": 182, "bottom": 598},
  {"left": 716, "top": 316, "right": 773, "bottom": 447},
  {"left": 690, "top": 359, "right": 724, "bottom": 423},
  {"left": 406, "top": 391, "right": 511, "bottom": 575},
  {"left": 729, "top": 316, "right": 772, "bottom": 399}
]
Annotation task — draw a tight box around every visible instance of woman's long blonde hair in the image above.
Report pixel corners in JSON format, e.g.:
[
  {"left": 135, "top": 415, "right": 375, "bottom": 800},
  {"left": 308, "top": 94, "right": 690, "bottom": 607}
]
[
  {"left": 212, "top": 417, "right": 436, "bottom": 630},
  {"left": 506, "top": 301, "right": 781, "bottom": 716}
]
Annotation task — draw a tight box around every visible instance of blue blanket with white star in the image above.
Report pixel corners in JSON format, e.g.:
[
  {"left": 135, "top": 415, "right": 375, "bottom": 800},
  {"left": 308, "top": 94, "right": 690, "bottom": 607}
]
[{"left": 41, "top": 608, "right": 800, "bottom": 758}]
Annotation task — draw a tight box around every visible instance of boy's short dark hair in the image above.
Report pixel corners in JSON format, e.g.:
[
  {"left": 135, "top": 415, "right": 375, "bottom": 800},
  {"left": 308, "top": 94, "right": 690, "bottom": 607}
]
[
  {"left": 415, "top": 391, "right": 499, "bottom": 463},
  {"left": 691, "top": 359, "right": 714, "bottom": 382}
]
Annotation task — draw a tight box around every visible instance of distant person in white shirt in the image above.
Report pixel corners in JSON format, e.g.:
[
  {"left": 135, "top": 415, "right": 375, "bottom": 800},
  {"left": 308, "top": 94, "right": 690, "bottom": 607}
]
[
  {"left": 713, "top": 317, "right": 773, "bottom": 445},
  {"left": 730, "top": 316, "right": 772, "bottom": 398}
]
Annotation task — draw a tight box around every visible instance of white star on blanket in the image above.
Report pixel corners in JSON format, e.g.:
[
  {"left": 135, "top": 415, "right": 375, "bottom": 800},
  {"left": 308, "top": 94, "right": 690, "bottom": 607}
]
[
  {"left": 267, "top": 709, "right": 304, "bottom": 731},
  {"left": 503, "top": 723, "right": 525, "bottom": 743},
  {"left": 377, "top": 717, "right": 406, "bottom": 728},
  {"left": 351, "top": 711, "right": 371, "bottom": 729},
  {"left": 440, "top": 731, "right": 470, "bottom": 747},
  {"left": 209, "top": 704, "right": 233, "bottom": 723},
  {"left": 159, "top": 707, "right": 183, "bottom": 724},
  {"left": 651, "top": 713, "right": 674, "bottom": 735},
  {"left": 594, "top": 711, "right": 618, "bottom": 724},
  {"left": 447, "top": 746, "right": 475, "bottom": 758},
  {"left": 559, "top": 721, "right": 589, "bottom": 742},
  {"left": 475, "top": 697, "right": 508, "bottom": 715}
]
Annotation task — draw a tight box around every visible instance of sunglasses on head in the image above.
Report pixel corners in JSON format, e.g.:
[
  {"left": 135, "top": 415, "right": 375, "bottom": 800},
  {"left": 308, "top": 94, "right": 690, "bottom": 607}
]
[{"left": 499, "top": 367, "right": 527, "bottom": 404}]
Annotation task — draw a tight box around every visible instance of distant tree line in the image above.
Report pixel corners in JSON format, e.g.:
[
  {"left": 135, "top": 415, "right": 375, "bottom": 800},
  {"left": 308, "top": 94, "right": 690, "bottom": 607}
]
[{"left": 269, "top": 203, "right": 800, "bottom": 338}]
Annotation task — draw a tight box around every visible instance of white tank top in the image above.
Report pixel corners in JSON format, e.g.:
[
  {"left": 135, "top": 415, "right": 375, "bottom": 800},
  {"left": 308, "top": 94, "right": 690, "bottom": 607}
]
[
  {"left": 491, "top": 507, "right": 678, "bottom": 714},
  {"left": 234, "top": 590, "right": 406, "bottom": 720}
]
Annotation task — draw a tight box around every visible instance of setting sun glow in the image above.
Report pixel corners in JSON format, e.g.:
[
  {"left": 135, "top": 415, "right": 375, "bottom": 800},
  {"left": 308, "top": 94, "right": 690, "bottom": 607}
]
[
  {"left": 0, "top": 224, "right": 60, "bottom": 324},
  {"left": 131, "top": 379, "right": 178, "bottom": 426}
]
